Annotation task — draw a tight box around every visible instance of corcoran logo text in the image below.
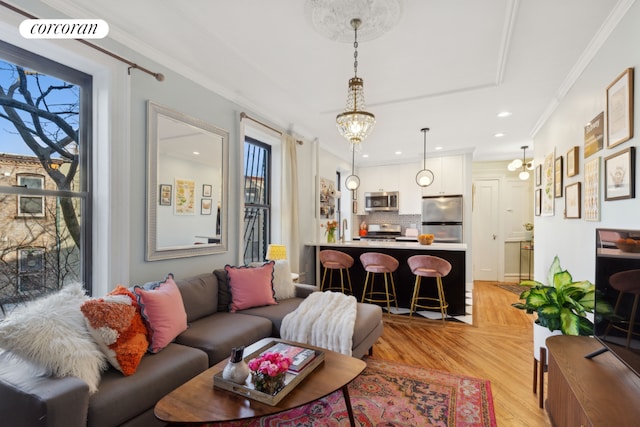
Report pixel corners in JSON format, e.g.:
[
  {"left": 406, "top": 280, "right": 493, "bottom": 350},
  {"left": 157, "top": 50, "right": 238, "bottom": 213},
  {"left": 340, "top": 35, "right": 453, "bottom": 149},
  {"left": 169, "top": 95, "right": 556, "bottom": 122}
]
[{"left": 19, "top": 19, "right": 109, "bottom": 39}]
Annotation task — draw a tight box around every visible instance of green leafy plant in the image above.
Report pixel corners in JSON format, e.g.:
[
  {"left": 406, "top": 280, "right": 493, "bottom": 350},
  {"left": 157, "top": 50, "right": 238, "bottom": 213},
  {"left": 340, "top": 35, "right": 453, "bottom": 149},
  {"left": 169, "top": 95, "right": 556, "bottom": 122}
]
[{"left": 512, "top": 256, "right": 612, "bottom": 335}]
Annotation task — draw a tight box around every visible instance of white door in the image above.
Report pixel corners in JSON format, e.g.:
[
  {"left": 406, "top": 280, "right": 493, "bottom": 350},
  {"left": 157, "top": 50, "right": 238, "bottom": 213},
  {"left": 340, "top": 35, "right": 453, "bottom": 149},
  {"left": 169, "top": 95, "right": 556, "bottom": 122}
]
[{"left": 472, "top": 179, "right": 500, "bottom": 280}]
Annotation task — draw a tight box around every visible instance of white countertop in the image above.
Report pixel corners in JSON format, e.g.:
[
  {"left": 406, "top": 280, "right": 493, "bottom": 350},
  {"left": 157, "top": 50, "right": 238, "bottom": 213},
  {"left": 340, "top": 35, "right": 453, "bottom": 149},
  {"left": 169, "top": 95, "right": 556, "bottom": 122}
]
[{"left": 308, "top": 241, "right": 467, "bottom": 251}]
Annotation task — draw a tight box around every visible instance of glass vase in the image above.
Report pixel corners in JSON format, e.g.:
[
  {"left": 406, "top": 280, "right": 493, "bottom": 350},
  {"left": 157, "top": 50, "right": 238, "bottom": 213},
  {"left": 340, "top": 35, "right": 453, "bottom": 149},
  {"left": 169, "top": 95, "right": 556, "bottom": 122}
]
[
  {"left": 252, "top": 372, "right": 286, "bottom": 395},
  {"left": 327, "top": 229, "right": 336, "bottom": 243}
]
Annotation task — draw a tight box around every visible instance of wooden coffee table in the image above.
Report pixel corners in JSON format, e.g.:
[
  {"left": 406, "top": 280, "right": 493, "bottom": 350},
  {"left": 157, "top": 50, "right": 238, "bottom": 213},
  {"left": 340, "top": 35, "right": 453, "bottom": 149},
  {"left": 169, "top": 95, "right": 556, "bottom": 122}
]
[{"left": 154, "top": 338, "right": 366, "bottom": 426}]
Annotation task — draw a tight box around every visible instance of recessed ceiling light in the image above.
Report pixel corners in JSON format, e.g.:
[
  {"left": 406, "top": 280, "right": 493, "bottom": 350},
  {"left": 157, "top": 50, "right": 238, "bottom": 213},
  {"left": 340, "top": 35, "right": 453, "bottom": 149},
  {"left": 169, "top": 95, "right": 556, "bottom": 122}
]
[
  {"left": 497, "top": 111, "right": 512, "bottom": 118},
  {"left": 362, "top": 154, "right": 369, "bottom": 158},
  {"left": 494, "top": 133, "right": 505, "bottom": 138},
  {"left": 395, "top": 151, "right": 402, "bottom": 155},
  {"left": 435, "top": 146, "right": 443, "bottom": 151},
  {"left": 193, "top": 151, "right": 200, "bottom": 155}
]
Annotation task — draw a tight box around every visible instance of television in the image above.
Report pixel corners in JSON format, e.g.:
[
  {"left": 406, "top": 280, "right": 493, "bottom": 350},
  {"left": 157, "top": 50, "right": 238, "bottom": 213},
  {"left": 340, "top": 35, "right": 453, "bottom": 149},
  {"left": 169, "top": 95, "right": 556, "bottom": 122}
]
[{"left": 592, "top": 228, "right": 640, "bottom": 377}]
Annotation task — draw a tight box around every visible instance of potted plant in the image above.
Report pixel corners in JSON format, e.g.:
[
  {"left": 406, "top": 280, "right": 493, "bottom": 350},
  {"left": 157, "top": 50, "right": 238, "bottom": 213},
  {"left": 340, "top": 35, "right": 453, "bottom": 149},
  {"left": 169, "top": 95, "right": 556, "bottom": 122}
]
[
  {"left": 523, "top": 222, "right": 534, "bottom": 241},
  {"left": 512, "top": 256, "right": 613, "bottom": 363}
]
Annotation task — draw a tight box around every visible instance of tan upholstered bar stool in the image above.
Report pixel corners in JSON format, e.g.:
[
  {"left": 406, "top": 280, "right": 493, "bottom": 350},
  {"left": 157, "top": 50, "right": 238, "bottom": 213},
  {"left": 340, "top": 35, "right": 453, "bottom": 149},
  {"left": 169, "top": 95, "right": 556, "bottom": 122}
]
[
  {"left": 407, "top": 255, "right": 452, "bottom": 321},
  {"left": 605, "top": 269, "right": 640, "bottom": 348},
  {"left": 360, "top": 252, "right": 399, "bottom": 316},
  {"left": 319, "top": 250, "right": 354, "bottom": 294}
]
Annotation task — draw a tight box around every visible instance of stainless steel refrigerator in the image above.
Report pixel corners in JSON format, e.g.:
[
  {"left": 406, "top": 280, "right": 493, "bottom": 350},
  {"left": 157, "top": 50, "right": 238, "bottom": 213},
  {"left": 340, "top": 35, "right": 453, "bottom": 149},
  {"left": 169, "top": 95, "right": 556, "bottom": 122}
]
[{"left": 421, "top": 195, "right": 463, "bottom": 243}]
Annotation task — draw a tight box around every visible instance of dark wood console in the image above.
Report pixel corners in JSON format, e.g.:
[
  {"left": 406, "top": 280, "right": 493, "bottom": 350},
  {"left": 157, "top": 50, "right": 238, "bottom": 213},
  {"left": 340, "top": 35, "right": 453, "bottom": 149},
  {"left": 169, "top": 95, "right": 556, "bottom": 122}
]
[{"left": 546, "top": 335, "right": 640, "bottom": 426}]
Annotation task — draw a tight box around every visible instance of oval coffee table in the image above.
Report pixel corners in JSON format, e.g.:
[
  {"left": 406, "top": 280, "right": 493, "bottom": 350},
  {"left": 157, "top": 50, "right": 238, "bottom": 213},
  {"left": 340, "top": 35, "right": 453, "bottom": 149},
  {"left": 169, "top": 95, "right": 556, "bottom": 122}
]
[{"left": 155, "top": 338, "right": 366, "bottom": 426}]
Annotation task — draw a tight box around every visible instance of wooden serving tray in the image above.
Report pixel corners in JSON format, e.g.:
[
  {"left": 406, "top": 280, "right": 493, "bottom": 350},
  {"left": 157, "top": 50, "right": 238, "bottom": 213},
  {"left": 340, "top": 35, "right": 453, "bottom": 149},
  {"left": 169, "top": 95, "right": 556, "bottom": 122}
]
[{"left": 213, "top": 341, "right": 325, "bottom": 405}]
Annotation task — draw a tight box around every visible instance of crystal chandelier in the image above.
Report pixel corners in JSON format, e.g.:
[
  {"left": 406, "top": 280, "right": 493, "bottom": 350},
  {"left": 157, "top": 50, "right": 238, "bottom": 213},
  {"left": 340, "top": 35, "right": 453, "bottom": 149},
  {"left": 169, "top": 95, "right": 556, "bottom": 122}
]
[{"left": 336, "top": 18, "right": 375, "bottom": 145}]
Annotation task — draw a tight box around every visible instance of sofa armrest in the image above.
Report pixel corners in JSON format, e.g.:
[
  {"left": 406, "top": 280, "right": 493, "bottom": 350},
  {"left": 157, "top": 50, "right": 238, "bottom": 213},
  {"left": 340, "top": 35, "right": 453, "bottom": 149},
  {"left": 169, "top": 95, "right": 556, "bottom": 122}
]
[
  {"left": 294, "top": 283, "right": 319, "bottom": 298},
  {"left": 0, "top": 356, "right": 89, "bottom": 427}
]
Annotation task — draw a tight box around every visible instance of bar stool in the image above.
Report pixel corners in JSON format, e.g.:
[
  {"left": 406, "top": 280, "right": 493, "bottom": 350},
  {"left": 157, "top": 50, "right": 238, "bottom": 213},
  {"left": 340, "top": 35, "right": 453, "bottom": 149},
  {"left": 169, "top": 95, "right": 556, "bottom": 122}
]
[
  {"left": 319, "top": 250, "right": 354, "bottom": 294},
  {"left": 605, "top": 269, "right": 640, "bottom": 348},
  {"left": 360, "top": 252, "right": 399, "bottom": 315},
  {"left": 407, "top": 255, "right": 452, "bottom": 321}
]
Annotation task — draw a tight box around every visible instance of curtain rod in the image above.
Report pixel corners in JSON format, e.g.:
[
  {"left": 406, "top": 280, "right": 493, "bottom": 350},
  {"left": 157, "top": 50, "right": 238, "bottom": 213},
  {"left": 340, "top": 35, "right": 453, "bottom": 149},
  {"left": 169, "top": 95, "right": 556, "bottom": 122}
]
[
  {"left": 0, "top": 0, "right": 164, "bottom": 81},
  {"left": 240, "top": 112, "right": 303, "bottom": 145}
]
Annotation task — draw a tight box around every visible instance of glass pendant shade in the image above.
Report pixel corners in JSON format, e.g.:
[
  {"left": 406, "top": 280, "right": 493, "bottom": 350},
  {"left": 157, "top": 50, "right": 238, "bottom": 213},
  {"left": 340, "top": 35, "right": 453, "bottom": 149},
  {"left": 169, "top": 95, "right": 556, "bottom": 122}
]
[
  {"left": 511, "top": 158, "right": 523, "bottom": 169},
  {"left": 508, "top": 145, "right": 532, "bottom": 180},
  {"left": 519, "top": 170, "right": 530, "bottom": 180},
  {"left": 345, "top": 174, "right": 360, "bottom": 190},
  {"left": 416, "top": 127, "right": 434, "bottom": 187}
]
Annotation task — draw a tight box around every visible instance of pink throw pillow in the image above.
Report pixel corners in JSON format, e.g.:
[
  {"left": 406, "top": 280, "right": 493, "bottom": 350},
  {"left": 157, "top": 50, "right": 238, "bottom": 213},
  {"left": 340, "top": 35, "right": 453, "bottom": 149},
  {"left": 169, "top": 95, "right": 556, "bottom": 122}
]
[
  {"left": 225, "top": 263, "right": 277, "bottom": 312},
  {"left": 134, "top": 275, "right": 187, "bottom": 353}
]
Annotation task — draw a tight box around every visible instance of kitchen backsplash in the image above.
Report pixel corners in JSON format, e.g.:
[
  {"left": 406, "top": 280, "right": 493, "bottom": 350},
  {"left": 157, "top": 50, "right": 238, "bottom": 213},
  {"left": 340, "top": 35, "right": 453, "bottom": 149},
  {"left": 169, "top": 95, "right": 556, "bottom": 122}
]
[{"left": 355, "top": 212, "right": 421, "bottom": 234}]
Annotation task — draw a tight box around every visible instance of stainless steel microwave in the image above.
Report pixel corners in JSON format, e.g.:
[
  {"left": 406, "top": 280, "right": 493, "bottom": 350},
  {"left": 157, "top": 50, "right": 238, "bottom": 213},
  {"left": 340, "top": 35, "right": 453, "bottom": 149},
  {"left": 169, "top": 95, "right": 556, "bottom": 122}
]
[{"left": 364, "top": 191, "right": 399, "bottom": 212}]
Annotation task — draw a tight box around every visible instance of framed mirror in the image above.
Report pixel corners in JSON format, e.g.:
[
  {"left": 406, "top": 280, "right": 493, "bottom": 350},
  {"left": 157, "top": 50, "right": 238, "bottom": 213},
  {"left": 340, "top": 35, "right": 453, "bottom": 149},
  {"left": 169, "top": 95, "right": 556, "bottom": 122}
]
[{"left": 146, "top": 101, "right": 229, "bottom": 260}]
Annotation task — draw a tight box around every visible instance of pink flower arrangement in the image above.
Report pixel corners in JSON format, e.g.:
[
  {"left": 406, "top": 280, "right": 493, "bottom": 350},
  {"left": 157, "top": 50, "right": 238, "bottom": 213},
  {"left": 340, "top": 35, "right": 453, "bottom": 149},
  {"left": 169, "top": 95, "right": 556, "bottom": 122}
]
[{"left": 248, "top": 352, "right": 291, "bottom": 377}]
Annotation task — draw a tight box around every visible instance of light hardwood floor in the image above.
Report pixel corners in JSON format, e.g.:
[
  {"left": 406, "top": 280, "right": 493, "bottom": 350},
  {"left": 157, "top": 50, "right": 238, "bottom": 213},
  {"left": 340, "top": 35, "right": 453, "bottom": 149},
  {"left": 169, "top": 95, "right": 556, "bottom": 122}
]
[{"left": 370, "top": 281, "right": 552, "bottom": 426}]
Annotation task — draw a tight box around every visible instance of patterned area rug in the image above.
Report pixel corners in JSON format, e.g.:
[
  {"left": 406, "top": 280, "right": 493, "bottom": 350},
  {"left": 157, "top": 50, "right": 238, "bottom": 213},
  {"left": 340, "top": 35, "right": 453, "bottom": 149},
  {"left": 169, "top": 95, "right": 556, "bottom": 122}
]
[{"left": 214, "top": 358, "right": 497, "bottom": 427}]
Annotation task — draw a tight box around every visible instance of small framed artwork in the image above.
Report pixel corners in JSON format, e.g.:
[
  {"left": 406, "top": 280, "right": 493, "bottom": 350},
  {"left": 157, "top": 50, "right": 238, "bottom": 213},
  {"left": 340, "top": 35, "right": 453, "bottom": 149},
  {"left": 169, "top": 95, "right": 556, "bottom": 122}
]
[
  {"left": 565, "top": 182, "right": 581, "bottom": 219},
  {"left": 555, "top": 156, "right": 563, "bottom": 198},
  {"left": 606, "top": 68, "right": 634, "bottom": 148},
  {"left": 159, "top": 184, "right": 172, "bottom": 206},
  {"left": 584, "top": 157, "right": 600, "bottom": 221},
  {"left": 567, "top": 146, "right": 579, "bottom": 177},
  {"left": 534, "top": 189, "right": 542, "bottom": 216},
  {"left": 535, "top": 165, "right": 542, "bottom": 187},
  {"left": 202, "top": 184, "right": 212, "bottom": 198},
  {"left": 584, "top": 112, "right": 604, "bottom": 157},
  {"left": 604, "top": 147, "right": 636, "bottom": 201},
  {"left": 542, "top": 150, "right": 555, "bottom": 216},
  {"left": 201, "top": 198, "right": 212, "bottom": 215}
]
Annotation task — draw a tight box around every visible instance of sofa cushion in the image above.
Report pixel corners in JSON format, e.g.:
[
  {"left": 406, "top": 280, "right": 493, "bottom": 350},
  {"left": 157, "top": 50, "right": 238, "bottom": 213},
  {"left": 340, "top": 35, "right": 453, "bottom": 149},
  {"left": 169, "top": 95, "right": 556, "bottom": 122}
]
[
  {"left": 174, "top": 312, "right": 273, "bottom": 365},
  {"left": 80, "top": 293, "right": 149, "bottom": 376},
  {"left": 175, "top": 273, "right": 219, "bottom": 323},
  {"left": 214, "top": 268, "right": 232, "bottom": 312},
  {"left": 133, "top": 275, "right": 188, "bottom": 353},
  {"left": 239, "top": 297, "right": 305, "bottom": 337},
  {"left": 225, "top": 263, "right": 277, "bottom": 312},
  {"left": 0, "top": 283, "right": 107, "bottom": 394},
  {"left": 87, "top": 343, "right": 207, "bottom": 427}
]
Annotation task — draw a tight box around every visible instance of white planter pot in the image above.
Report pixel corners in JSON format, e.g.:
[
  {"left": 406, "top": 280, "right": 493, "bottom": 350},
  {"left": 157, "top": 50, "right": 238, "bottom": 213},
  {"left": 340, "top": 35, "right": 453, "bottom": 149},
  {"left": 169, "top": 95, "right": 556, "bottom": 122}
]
[
  {"left": 523, "top": 231, "right": 533, "bottom": 241},
  {"left": 533, "top": 322, "right": 562, "bottom": 364}
]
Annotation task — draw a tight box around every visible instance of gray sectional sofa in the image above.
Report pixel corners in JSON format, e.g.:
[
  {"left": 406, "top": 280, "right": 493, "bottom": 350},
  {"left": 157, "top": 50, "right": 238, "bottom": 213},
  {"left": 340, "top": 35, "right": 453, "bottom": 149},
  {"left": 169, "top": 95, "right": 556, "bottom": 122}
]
[{"left": 0, "top": 268, "right": 383, "bottom": 427}]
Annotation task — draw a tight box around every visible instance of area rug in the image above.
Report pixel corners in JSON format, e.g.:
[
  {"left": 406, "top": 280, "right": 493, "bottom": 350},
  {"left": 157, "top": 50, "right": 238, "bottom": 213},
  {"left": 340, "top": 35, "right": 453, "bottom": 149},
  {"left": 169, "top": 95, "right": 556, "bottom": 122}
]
[
  {"left": 213, "top": 357, "right": 497, "bottom": 427},
  {"left": 497, "top": 283, "right": 531, "bottom": 296}
]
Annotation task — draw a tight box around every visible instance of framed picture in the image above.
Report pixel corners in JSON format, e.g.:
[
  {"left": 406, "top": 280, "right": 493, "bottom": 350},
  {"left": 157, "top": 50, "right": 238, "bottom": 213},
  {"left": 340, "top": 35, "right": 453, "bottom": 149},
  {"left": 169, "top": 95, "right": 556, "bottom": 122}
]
[
  {"left": 541, "top": 150, "right": 555, "bottom": 216},
  {"left": 565, "top": 182, "right": 581, "bottom": 219},
  {"left": 567, "top": 146, "right": 579, "bottom": 177},
  {"left": 535, "top": 165, "right": 542, "bottom": 187},
  {"left": 584, "top": 112, "right": 604, "bottom": 157},
  {"left": 584, "top": 157, "right": 600, "bottom": 221},
  {"left": 175, "top": 178, "right": 196, "bottom": 215},
  {"left": 202, "top": 184, "right": 212, "bottom": 197},
  {"left": 554, "top": 156, "right": 563, "bottom": 198},
  {"left": 201, "top": 198, "right": 212, "bottom": 215},
  {"left": 534, "top": 189, "right": 542, "bottom": 216},
  {"left": 604, "top": 147, "right": 636, "bottom": 201},
  {"left": 606, "top": 68, "right": 634, "bottom": 148},
  {"left": 159, "top": 184, "right": 172, "bottom": 206}
]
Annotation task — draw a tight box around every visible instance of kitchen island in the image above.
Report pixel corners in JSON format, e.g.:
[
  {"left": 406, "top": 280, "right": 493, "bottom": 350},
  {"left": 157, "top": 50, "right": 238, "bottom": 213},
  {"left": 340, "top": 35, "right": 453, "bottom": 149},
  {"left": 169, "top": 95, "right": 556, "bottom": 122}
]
[{"left": 305, "top": 241, "right": 467, "bottom": 316}]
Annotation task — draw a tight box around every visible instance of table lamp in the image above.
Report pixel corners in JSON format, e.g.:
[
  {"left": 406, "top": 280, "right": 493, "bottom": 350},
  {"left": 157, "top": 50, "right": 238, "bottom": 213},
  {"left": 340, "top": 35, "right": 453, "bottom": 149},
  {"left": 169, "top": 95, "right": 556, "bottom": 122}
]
[{"left": 265, "top": 244, "right": 287, "bottom": 261}]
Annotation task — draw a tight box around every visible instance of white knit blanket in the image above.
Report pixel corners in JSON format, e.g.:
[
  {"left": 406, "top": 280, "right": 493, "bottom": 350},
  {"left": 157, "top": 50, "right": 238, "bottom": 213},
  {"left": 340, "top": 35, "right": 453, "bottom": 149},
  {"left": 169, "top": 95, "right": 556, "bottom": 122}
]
[{"left": 281, "top": 291, "right": 357, "bottom": 356}]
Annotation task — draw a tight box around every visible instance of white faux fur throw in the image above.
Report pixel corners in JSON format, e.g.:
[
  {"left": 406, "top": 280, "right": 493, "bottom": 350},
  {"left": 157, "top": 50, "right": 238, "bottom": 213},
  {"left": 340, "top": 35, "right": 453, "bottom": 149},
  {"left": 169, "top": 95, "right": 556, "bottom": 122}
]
[{"left": 281, "top": 291, "right": 357, "bottom": 356}]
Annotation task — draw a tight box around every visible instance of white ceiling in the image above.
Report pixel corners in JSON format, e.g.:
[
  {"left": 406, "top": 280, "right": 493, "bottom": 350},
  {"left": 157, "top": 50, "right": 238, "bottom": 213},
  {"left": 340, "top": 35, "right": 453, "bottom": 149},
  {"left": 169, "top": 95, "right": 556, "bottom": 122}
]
[{"left": 51, "top": 0, "right": 625, "bottom": 166}]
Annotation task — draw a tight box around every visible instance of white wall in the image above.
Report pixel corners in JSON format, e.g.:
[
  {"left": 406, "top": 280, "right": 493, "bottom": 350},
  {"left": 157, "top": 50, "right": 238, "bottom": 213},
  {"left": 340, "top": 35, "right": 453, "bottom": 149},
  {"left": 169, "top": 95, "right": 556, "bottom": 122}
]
[{"left": 533, "top": 1, "right": 639, "bottom": 282}]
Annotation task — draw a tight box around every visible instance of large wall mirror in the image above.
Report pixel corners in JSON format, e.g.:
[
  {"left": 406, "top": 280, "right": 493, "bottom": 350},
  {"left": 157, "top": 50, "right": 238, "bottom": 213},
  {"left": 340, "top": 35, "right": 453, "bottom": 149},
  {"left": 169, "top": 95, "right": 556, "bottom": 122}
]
[{"left": 146, "top": 101, "right": 228, "bottom": 260}]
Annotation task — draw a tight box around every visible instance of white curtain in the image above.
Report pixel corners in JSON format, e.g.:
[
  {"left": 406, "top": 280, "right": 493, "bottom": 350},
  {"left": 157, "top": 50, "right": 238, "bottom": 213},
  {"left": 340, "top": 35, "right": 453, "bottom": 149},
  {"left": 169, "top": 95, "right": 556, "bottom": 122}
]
[{"left": 281, "top": 134, "right": 300, "bottom": 274}]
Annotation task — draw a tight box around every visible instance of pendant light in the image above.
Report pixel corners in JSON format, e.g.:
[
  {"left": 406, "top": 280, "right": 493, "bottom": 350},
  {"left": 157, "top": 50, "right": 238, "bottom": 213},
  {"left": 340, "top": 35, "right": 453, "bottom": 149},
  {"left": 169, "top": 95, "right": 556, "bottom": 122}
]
[
  {"left": 507, "top": 145, "right": 533, "bottom": 180},
  {"left": 416, "top": 127, "right": 434, "bottom": 187},
  {"left": 336, "top": 18, "right": 376, "bottom": 145},
  {"left": 345, "top": 143, "right": 360, "bottom": 190}
]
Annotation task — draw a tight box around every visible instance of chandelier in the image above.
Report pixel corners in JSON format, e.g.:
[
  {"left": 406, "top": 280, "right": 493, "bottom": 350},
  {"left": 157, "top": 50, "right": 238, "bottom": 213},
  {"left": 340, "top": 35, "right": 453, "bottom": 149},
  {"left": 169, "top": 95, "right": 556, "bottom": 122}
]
[
  {"left": 416, "top": 128, "right": 434, "bottom": 187},
  {"left": 336, "top": 18, "right": 375, "bottom": 144},
  {"left": 507, "top": 145, "right": 534, "bottom": 180}
]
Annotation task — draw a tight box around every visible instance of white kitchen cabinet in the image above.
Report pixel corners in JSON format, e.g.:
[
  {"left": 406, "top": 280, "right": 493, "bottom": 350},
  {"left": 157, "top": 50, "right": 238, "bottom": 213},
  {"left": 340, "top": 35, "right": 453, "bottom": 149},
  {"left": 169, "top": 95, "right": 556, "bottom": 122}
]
[
  {"left": 354, "top": 163, "right": 422, "bottom": 215},
  {"left": 397, "top": 162, "right": 422, "bottom": 214},
  {"left": 421, "top": 155, "right": 464, "bottom": 197}
]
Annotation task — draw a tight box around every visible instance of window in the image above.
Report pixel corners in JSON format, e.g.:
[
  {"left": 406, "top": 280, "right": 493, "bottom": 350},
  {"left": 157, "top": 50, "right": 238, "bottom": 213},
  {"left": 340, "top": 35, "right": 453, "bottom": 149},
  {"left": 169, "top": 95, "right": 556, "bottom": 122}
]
[
  {"left": 17, "top": 174, "right": 45, "bottom": 217},
  {"left": 0, "top": 40, "right": 92, "bottom": 312},
  {"left": 243, "top": 137, "right": 271, "bottom": 264}
]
